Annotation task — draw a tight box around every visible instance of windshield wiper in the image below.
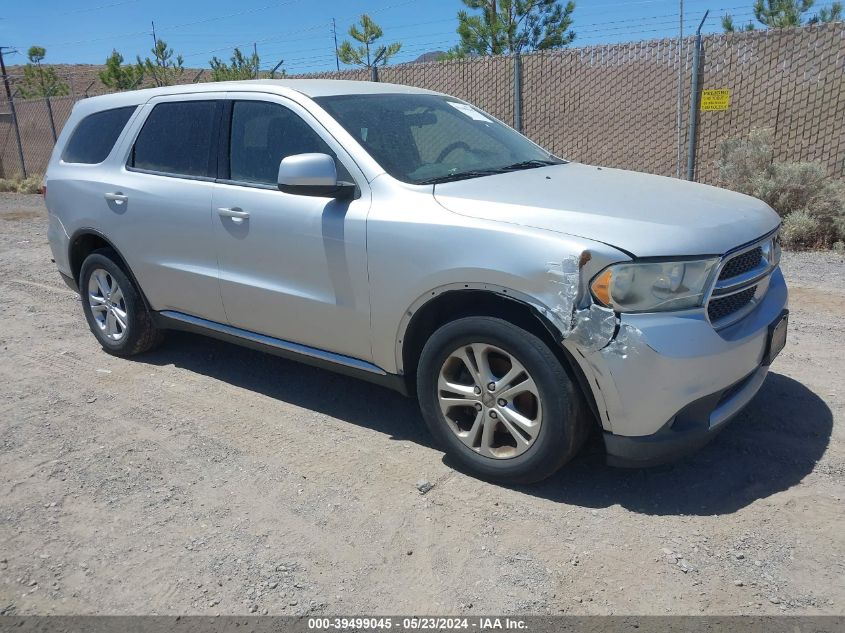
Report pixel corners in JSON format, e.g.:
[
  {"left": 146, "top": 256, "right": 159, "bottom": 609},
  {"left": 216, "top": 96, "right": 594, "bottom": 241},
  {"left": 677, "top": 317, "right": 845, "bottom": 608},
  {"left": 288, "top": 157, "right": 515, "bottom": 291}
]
[
  {"left": 416, "top": 169, "right": 503, "bottom": 185},
  {"left": 498, "top": 159, "right": 562, "bottom": 171},
  {"left": 416, "top": 159, "right": 562, "bottom": 185}
]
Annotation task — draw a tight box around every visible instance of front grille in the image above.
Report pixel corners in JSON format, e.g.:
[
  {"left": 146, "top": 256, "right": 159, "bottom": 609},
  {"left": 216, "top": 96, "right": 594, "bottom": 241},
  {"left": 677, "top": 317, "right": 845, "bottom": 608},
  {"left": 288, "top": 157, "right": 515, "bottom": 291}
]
[
  {"left": 707, "top": 286, "right": 756, "bottom": 322},
  {"left": 719, "top": 246, "right": 763, "bottom": 281}
]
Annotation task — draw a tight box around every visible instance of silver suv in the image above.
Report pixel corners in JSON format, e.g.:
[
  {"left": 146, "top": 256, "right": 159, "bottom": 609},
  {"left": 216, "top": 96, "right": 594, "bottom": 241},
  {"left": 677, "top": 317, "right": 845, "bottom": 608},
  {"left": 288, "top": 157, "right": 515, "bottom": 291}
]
[{"left": 46, "top": 80, "right": 788, "bottom": 483}]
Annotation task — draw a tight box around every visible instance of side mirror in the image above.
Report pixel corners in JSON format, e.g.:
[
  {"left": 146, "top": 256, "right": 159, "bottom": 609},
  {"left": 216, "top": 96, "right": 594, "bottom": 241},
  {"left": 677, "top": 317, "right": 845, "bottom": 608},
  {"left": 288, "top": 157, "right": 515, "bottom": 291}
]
[{"left": 277, "top": 153, "right": 356, "bottom": 199}]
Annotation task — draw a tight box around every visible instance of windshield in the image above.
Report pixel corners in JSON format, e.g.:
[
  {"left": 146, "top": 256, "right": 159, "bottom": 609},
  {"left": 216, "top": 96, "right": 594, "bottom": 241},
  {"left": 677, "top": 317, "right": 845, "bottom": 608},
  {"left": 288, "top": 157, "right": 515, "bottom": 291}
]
[{"left": 314, "top": 93, "right": 563, "bottom": 185}]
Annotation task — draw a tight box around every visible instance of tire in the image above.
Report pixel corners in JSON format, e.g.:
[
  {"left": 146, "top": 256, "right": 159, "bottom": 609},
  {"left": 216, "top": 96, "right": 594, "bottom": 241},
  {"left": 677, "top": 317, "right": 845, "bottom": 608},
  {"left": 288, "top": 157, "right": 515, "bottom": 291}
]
[
  {"left": 417, "top": 316, "right": 588, "bottom": 484},
  {"left": 79, "top": 248, "right": 164, "bottom": 356}
]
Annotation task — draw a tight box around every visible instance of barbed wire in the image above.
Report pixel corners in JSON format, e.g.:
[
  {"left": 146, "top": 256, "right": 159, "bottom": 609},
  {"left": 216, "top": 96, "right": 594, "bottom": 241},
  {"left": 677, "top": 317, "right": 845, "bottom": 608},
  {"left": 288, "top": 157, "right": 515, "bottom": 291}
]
[
  {"left": 255, "top": 6, "right": 756, "bottom": 68},
  {"left": 0, "top": 10, "right": 761, "bottom": 82},
  {"left": 5, "top": 0, "right": 840, "bottom": 81},
  {"left": 253, "top": 11, "right": 764, "bottom": 71},
  {"left": 11, "top": 0, "right": 140, "bottom": 21}
]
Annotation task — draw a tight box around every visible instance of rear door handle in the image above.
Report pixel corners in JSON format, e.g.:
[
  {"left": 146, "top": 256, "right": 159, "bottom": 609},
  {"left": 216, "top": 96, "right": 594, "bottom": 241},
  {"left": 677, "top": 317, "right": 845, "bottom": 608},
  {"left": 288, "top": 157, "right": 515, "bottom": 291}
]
[
  {"left": 104, "top": 192, "right": 127, "bottom": 203},
  {"left": 217, "top": 207, "right": 250, "bottom": 222}
]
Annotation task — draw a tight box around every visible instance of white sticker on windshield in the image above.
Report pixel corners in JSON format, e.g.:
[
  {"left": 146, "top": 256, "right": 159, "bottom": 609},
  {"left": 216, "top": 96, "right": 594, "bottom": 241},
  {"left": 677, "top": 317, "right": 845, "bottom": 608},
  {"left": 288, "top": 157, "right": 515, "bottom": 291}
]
[{"left": 447, "top": 101, "right": 492, "bottom": 122}]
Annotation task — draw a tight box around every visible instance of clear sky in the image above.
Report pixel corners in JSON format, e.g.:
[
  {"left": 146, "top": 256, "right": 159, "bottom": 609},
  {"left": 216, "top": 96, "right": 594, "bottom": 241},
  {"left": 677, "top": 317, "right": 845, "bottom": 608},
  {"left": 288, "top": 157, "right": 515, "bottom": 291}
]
[{"left": 0, "top": 0, "right": 838, "bottom": 74}]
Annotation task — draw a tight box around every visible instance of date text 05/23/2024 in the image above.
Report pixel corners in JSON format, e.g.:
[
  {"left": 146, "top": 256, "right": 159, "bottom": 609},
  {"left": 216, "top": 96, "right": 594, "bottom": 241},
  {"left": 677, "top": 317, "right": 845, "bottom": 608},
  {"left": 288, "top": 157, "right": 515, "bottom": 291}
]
[{"left": 307, "top": 617, "right": 528, "bottom": 630}]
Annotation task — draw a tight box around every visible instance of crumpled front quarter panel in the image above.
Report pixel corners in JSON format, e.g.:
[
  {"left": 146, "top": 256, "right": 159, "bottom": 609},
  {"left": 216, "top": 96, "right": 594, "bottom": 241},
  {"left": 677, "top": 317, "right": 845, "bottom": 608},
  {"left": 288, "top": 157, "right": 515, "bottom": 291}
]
[{"left": 365, "top": 176, "right": 629, "bottom": 374}]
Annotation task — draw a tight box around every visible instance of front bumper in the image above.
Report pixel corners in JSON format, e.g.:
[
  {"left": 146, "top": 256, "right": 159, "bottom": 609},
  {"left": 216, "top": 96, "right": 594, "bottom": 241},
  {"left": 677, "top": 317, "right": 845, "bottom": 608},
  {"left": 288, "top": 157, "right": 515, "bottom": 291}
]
[
  {"left": 602, "top": 363, "right": 771, "bottom": 467},
  {"left": 572, "top": 267, "right": 788, "bottom": 467}
]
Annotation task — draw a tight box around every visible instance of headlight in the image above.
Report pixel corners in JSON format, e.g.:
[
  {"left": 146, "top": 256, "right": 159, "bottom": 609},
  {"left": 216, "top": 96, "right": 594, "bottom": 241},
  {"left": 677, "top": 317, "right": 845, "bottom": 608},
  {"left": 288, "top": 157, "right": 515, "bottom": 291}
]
[
  {"left": 590, "top": 258, "right": 719, "bottom": 312},
  {"left": 765, "top": 231, "right": 782, "bottom": 266}
]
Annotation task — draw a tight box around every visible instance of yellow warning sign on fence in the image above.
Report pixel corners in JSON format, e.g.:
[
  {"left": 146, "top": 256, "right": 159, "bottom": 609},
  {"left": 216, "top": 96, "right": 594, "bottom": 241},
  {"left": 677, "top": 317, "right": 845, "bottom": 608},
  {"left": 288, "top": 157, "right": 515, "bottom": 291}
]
[{"left": 701, "top": 89, "right": 731, "bottom": 111}]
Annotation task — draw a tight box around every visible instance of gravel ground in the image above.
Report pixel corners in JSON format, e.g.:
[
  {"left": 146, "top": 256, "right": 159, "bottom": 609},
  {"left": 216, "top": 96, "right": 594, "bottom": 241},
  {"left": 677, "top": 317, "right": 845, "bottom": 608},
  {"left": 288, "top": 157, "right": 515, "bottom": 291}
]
[{"left": 0, "top": 194, "right": 843, "bottom": 616}]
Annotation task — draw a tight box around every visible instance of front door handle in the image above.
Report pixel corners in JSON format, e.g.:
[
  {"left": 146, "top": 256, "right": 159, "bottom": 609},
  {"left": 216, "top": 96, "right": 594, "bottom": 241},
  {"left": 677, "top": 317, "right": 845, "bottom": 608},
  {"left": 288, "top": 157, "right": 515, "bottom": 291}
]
[
  {"left": 217, "top": 207, "right": 250, "bottom": 223},
  {"left": 104, "top": 192, "right": 128, "bottom": 204}
]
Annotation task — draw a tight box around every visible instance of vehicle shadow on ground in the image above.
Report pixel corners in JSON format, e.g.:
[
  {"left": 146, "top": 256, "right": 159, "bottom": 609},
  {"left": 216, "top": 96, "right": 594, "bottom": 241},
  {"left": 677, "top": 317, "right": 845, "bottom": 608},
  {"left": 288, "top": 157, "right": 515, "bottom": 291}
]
[
  {"left": 137, "top": 331, "right": 436, "bottom": 448},
  {"left": 137, "top": 334, "right": 832, "bottom": 517},
  {"left": 516, "top": 372, "right": 833, "bottom": 516}
]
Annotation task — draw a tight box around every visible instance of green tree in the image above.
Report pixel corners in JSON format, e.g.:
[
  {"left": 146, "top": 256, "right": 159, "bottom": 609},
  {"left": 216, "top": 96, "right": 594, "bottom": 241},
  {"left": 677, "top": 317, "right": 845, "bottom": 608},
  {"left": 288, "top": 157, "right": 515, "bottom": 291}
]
[
  {"left": 438, "top": 46, "right": 469, "bottom": 60},
  {"left": 722, "top": 0, "right": 841, "bottom": 32},
  {"left": 18, "top": 46, "right": 70, "bottom": 98},
  {"left": 137, "top": 39, "right": 184, "bottom": 87},
  {"left": 99, "top": 50, "right": 144, "bottom": 91},
  {"left": 808, "top": 1, "right": 842, "bottom": 22},
  {"left": 721, "top": 14, "right": 757, "bottom": 31},
  {"left": 209, "top": 47, "right": 266, "bottom": 81},
  {"left": 452, "top": 0, "right": 576, "bottom": 57},
  {"left": 337, "top": 14, "right": 402, "bottom": 68}
]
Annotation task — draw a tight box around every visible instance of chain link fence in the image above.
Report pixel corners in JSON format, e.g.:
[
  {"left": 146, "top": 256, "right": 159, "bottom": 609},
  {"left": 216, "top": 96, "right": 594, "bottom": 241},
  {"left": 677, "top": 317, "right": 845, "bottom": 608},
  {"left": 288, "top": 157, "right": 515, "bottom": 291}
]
[{"left": 1, "top": 23, "right": 843, "bottom": 183}]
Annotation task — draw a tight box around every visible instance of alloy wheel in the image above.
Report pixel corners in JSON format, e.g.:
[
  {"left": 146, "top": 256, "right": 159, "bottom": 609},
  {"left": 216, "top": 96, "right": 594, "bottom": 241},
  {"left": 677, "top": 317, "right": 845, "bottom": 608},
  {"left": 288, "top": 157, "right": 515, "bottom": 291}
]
[
  {"left": 437, "top": 343, "right": 543, "bottom": 459},
  {"left": 87, "top": 268, "right": 129, "bottom": 342}
]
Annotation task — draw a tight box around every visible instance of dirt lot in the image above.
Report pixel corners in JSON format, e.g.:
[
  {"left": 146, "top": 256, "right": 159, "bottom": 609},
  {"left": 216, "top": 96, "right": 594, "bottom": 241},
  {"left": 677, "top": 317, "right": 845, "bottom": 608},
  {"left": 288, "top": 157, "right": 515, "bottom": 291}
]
[{"left": 0, "top": 193, "right": 843, "bottom": 616}]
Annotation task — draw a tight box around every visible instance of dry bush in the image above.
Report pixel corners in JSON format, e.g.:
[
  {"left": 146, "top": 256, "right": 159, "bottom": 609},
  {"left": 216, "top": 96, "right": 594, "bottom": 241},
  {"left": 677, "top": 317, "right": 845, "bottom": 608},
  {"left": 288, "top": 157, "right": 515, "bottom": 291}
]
[
  {"left": 718, "top": 129, "right": 845, "bottom": 249},
  {"left": 781, "top": 211, "right": 823, "bottom": 250},
  {"left": 0, "top": 175, "right": 43, "bottom": 194}
]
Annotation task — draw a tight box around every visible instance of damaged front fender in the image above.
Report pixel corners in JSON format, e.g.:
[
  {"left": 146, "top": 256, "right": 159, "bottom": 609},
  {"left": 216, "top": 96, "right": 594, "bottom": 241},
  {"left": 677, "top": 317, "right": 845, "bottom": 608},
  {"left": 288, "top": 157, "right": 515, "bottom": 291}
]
[{"left": 536, "top": 251, "right": 625, "bottom": 354}]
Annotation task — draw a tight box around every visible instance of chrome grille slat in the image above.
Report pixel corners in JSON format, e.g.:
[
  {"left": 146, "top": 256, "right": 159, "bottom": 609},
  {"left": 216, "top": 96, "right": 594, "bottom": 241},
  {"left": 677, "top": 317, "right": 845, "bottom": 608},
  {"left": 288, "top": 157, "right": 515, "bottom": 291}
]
[
  {"left": 707, "top": 287, "right": 756, "bottom": 322},
  {"left": 719, "top": 246, "right": 763, "bottom": 281},
  {"left": 706, "top": 230, "right": 780, "bottom": 329}
]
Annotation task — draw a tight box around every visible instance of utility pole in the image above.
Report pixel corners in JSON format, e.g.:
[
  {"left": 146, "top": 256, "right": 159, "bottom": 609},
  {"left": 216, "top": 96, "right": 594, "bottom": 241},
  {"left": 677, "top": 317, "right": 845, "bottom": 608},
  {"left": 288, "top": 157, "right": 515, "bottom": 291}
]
[
  {"left": 676, "top": 0, "right": 684, "bottom": 178},
  {"left": 686, "top": 11, "right": 709, "bottom": 181},
  {"left": 513, "top": 51, "right": 522, "bottom": 132},
  {"left": 34, "top": 57, "right": 57, "bottom": 142},
  {"left": 331, "top": 18, "right": 340, "bottom": 71},
  {"left": 0, "top": 46, "right": 27, "bottom": 178},
  {"left": 151, "top": 21, "right": 158, "bottom": 49},
  {"left": 253, "top": 42, "right": 259, "bottom": 78}
]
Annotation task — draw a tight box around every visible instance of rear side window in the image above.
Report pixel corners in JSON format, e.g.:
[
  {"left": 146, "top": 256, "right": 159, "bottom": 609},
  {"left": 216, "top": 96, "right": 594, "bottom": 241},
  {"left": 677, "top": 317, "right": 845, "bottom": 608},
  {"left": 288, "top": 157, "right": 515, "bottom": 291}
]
[
  {"left": 62, "top": 106, "right": 136, "bottom": 164},
  {"left": 130, "top": 101, "right": 218, "bottom": 178}
]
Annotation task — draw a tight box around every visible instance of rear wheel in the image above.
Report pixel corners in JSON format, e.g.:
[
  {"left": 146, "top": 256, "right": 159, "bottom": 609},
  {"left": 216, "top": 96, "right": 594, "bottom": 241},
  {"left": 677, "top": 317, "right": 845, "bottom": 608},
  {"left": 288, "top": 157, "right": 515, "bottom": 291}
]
[
  {"left": 417, "top": 316, "right": 589, "bottom": 483},
  {"left": 79, "top": 249, "right": 164, "bottom": 356}
]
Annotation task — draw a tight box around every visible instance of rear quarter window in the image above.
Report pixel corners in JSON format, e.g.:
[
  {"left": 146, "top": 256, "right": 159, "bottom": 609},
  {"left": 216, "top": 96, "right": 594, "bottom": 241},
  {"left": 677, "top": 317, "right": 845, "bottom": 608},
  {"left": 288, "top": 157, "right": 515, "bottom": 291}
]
[{"left": 61, "top": 106, "right": 137, "bottom": 164}]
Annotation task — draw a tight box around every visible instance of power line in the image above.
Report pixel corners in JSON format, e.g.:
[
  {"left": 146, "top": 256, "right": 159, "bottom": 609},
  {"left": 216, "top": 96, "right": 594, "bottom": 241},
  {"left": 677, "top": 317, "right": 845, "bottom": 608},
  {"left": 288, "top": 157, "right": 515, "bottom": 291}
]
[
  {"left": 17, "top": 0, "right": 311, "bottom": 49},
  {"left": 7, "top": 0, "right": 837, "bottom": 51},
  {"left": 254, "top": 8, "right": 754, "bottom": 68},
  {"left": 22, "top": 0, "right": 417, "bottom": 53},
  {"left": 2, "top": 11, "right": 744, "bottom": 80},
  {"left": 11, "top": 0, "right": 140, "bottom": 22},
  {"left": 179, "top": 0, "right": 418, "bottom": 60},
  {"left": 4, "top": 0, "right": 799, "bottom": 78},
  {"left": 0, "top": 9, "right": 761, "bottom": 80},
  {"left": 279, "top": 11, "right": 761, "bottom": 73}
]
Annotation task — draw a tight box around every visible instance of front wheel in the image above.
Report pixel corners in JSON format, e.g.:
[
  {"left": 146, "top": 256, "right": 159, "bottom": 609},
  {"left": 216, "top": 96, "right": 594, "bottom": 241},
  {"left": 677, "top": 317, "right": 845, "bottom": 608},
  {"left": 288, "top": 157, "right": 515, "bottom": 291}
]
[{"left": 417, "top": 316, "right": 589, "bottom": 484}]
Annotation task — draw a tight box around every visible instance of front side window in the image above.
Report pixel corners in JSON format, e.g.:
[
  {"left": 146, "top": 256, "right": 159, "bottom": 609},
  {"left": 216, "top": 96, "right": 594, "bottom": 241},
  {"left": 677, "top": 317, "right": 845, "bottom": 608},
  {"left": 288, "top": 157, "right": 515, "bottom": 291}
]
[
  {"left": 130, "top": 101, "right": 218, "bottom": 178},
  {"left": 62, "top": 106, "right": 137, "bottom": 164},
  {"left": 314, "top": 94, "right": 561, "bottom": 185},
  {"left": 229, "top": 100, "right": 347, "bottom": 186}
]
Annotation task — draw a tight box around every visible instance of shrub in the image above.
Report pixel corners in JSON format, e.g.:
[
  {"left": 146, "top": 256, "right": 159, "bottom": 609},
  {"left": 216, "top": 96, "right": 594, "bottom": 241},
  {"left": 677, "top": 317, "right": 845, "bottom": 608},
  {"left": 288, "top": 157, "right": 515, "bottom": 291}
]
[
  {"left": 780, "top": 210, "right": 824, "bottom": 249},
  {"left": 718, "top": 129, "right": 845, "bottom": 249},
  {"left": 0, "top": 175, "right": 43, "bottom": 194}
]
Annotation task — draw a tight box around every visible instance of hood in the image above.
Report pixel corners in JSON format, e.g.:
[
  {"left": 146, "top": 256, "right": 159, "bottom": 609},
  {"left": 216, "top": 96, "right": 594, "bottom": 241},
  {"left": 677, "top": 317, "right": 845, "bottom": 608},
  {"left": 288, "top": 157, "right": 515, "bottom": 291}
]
[{"left": 433, "top": 163, "right": 780, "bottom": 257}]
